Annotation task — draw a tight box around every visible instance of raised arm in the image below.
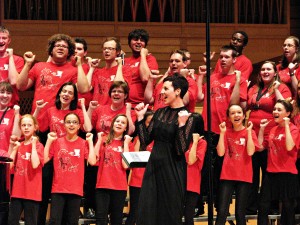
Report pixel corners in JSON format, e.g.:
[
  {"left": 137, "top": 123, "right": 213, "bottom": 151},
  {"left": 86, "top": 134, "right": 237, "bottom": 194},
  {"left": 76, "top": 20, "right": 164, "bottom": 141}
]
[
  {"left": 187, "top": 133, "right": 201, "bottom": 165},
  {"left": 79, "top": 98, "right": 92, "bottom": 132},
  {"left": 86, "top": 133, "right": 96, "bottom": 165},
  {"left": 258, "top": 119, "right": 269, "bottom": 150},
  {"left": 87, "top": 101, "right": 99, "bottom": 121},
  {"left": 86, "top": 58, "right": 100, "bottom": 88},
  {"left": 197, "top": 66, "right": 206, "bottom": 102},
  {"left": 139, "top": 48, "right": 151, "bottom": 82},
  {"left": 8, "top": 136, "right": 20, "bottom": 169},
  {"left": 7, "top": 48, "right": 18, "bottom": 85},
  {"left": 246, "top": 121, "right": 255, "bottom": 156},
  {"left": 30, "top": 136, "right": 41, "bottom": 169},
  {"left": 122, "top": 135, "right": 133, "bottom": 169},
  {"left": 125, "top": 103, "right": 135, "bottom": 135},
  {"left": 11, "top": 105, "right": 21, "bottom": 138},
  {"left": 32, "top": 100, "right": 48, "bottom": 118},
  {"left": 114, "top": 57, "right": 125, "bottom": 82},
  {"left": 94, "top": 132, "right": 104, "bottom": 159},
  {"left": 75, "top": 56, "right": 90, "bottom": 93},
  {"left": 16, "top": 51, "right": 35, "bottom": 91},
  {"left": 216, "top": 122, "right": 226, "bottom": 156},
  {"left": 284, "top": 117, "right": 296, "bottom": 151},
  {"left": 144, "top": 71, "right": 163, "bottom": 104},
  {"left": 44, "top": 132, "right": 57, "bottom": 164}
]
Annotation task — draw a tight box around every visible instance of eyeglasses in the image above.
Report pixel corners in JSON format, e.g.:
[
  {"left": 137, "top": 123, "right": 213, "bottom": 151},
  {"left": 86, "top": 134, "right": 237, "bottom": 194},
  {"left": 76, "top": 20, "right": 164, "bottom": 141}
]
[
  {"left": 282, "top": 44, "right": 295, "bottom": 48},
  {"left": 65, "top": 120, "right": 79, "bottom": 125},
  {"left": 54, "top": 44, "right": 69, "bottom": 49},
  {"left": 103, "top": 47, "right": 116, "bottom": 51},
  {"left": 111, "top": 90, "right": 124, "bottom": 94}
]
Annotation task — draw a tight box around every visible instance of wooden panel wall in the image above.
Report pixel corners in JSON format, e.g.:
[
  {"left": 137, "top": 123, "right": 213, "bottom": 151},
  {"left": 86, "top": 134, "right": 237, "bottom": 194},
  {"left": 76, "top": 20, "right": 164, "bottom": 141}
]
[{"left": 3, "top": 21, "right": 290, "bottom": 74}]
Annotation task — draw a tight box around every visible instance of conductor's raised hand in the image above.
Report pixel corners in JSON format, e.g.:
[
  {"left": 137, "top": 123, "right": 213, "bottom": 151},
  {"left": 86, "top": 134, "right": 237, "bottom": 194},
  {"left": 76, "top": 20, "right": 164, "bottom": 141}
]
[
  {"left": 178, "top": 110, "right": 191, "bottom": 127},
  {"left": 135, "top": 103, "right": 149, "bottom": 121}
]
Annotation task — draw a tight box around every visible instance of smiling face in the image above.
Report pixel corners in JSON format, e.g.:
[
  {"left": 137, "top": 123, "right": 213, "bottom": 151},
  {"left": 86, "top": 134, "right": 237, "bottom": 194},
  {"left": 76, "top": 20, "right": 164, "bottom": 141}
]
[
  {"left": 59, "top": 85, "right": 75, "bottom": 109},
  {"left": 64, "top": 114, "right": 80, "bottom": 135},
  {"left": 129, "top": 37, "right": 146, "bottom": 53},
  {"left": 260, "top": 62, "right": 276, "bottom": 85},
  {"left": 113, "top": 115, "right": 128, "bottom": 136},
  {"left": 161, "top": 81, "right": 180, "bottom": 106},
  {"left": 273, "top": 102, "right": 290, "bottom": 125},
  {"left": 0, "top": 87, "right": 12, "bottom": 109},
  {"left": 228, "top": 105, "right": 245, "bottom": 128},
  {"left": 20, "top": 117, "right": 37, "bottom": 140},
  {"left": 0, "top": 32, "right": 10, "bottom": 56},
  {"left": 51, "top": 40, "right": 69, "bottom": 63},
  {"left": 110, "top": 86, "right": 127, "bottom": 105}
]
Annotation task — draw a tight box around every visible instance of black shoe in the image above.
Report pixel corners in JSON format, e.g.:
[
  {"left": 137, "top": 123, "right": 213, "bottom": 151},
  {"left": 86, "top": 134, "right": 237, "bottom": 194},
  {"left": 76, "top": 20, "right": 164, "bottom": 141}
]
[
  {"left": 194, "top": 208, "right": 205, "bottom": 217},
  {"left": 86, "top": 208, "right": 95, "bottom": 218},
  {"left": 269, "top": 209, "right": 280, "bottom": 215}
]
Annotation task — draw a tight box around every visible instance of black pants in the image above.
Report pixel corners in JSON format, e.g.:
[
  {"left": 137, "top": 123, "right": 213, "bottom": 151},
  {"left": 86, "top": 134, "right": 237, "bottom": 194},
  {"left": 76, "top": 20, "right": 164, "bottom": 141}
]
[
  {"left": 215, "top": 180, "right": 250, "bottom": 225},
  {"left": 8, "top": 198, "right": 40, "bottom": 225},
  {"left": 84, "top": 165, "right": 98, "bottom": 213},
  {"left": 184, "top": 191, "right": 199, "bottom": 225},
  {"left": 125, "top": 186, "right": 141, "bottom": 225},
  {"left": 48, "top": 193, "right": 81, "bottom": 225},
  {"left": 95, "top": 188, "right": 127, "bottom": 225}
]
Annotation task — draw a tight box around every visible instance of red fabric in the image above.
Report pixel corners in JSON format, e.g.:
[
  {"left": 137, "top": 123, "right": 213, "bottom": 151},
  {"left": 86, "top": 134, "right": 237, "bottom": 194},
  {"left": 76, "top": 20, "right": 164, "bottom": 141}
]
[
  {"left": 91, "top": 65, "right": 131, "bottom": 106},
  {"left": 265, "top": 123, "right": 299, "bottom": 174},
  {"left": 129, "top": 141, "right": 153, "bottom": 188},
  {"left": 201, "top": 72, "right": 247, "bottom": 134},
  {"left": 277, "top": 65, "right": 300, "bottom": 94},
  {"left": 37, "top": 107, "right": 84, "bottom": 138},
  {"left": 214, "top": 54, "right": 253, "bottom": 80},
  {"left": 124, "top": 54, "right": 158, "bottom": 106},
  {"left": 220, "top": 128, "right": 259, "bottom": 183},
  {"left": 0, "top": 55, "right": 24, "bottom": 105},
  {"left": 11, "top": 141, "right": 44, "bottom": 201},
  {"left": 91, "top": 104, "right": 136, "bottom": 136},
  {"left": 96, "top": 139, "right": 128, "bottom": 191},
  {"left": 185, "top": 139, "right": 207, "bottom": 194},
  {"left": 0, "top": 109, "right": 16, "bottom": 153},
  {"left": 28, "top": 62, "right": 77, "bottom": 114},
  {"left": 49, "top": 137, "right": 89, "bottom": 196}
]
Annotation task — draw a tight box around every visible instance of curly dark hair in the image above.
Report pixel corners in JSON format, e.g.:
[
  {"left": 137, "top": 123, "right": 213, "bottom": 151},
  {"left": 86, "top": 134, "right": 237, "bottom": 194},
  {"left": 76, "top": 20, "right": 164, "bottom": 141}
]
[
  {"left": 128, "top": 29, "right": 149, "bottom": 47},
  {"left": 47, "top": 34, "right": 75, "bottom": 60}
]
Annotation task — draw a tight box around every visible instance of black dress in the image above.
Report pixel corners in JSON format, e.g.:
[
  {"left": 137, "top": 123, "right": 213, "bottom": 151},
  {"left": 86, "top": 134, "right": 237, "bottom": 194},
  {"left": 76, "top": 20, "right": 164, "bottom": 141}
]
[{"left": 136, "top": 106, "right": 194, "bottom": 225}]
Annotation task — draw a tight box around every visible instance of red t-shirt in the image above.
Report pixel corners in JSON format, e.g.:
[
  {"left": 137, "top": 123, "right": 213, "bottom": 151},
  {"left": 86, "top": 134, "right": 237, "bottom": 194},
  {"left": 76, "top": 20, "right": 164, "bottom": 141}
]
[
  {"left": 96, "top": 139, "right": 128, "bottom": 191},
  {"left": 28, "top": 61, "right": 77, "bottom": 114},
  {"left": 153, "top": 76, "right": 198, "bottom": 112},
  {"left": 201, "top": 72, "right": 247, "bottom": 134},
  {"left": 11, "top": 141, "right": 44, "bottom": 201},
  {"left": 91, "top": 65, "right": 131, "bottom": 106},
  {"left": 265, "top": 123, "right": 299, "bottom": 174},
  {"left": 214, "top": 55, "right": 253, "bottom": 80},
  {"left": 0, "top": 55, "right": 24, "bottom": 105},
  {"left": 129, "top": 141, "right": 153, "bottom": 188},
  {"left": 220, "top": 128, "right": 259, "bottom": 183},
  {"left": 38, "top": 107, "right": 84, "bottom": 138},
  {"left": 185, "top": 139, "right": 207, "bottom": 194},
  {"left": 0, "top": 109, "right": 16, "bottom": 153},
  {"left": 91, "top": 105, "right": 136, "bottom": 135},
  {"left": 124, "top": 54, "right": 158, "bottom": 106},
  {"left": 49, "top": 137, "right": 89, "bottom": 196},
  {"left": 247, "top": 83, "right": 291, "bottom": 145}
]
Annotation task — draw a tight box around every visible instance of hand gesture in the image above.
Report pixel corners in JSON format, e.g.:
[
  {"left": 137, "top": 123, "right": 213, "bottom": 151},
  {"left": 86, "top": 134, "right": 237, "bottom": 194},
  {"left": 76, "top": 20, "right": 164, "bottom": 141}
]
[
  {"left": 134, "top": 103, "right": 149, "bottom": 120},
  {"left": 115, "top": 57, "right": 123, "bottom": 65},
  {"left": 149, "top": 70, "right": 163, "bottom": 80},
  {"left": 6, "top": 48, "right": 13, "bottom": 57},
  {"left": 219, "top": 121, "right": 226, "bottom": 133},
  {"left": 31, "top": 136, "right": 38, "bottom": 144},
  {"left": 178, "top": 110, "right": 191, "bottom": 127},
  {"left": 203, "top": 51, "right": 216, "bottom": 63},
  {"left": 89, "top": 101, "right": 99, "bottom": 111},
  {"left": 47, "top": 132, "right": 57, "bottom": 142},
  {"left": 198, "top": 65, "right": 207, "bottom": 77},
  {"left": 234, "top": 70, "right": 241, "bottom": 82},
  {"left": 180, "top": 68, "right": 189, "bottom": 77},
  {"left": 86, "top": 133, "right": 94, "bottom": 142},
  {"left": 288, "top": 62, "right": 298, "bottom": 74},
  {"left": 125, "top": 102, "right": 132, "bottom": 111},
  {"left": 124, "top": 135, "right": 133, "bottom": 144},
  {"left": 13, "top": 105, "right": 20, "bottom": 115},
  {"left": 78, "top": 98, "right": 85, "bottom": 107},
  {"left": 272, "top": 80, "right": 280, "bottom": 90},
  {"left": 246, "top": 121, "right": 253, "bottom": 131},
  {"left": 140, "top": 48, "right": 149, "bottom": 57},
  {"left": 192, "top": 133, "right": 200, "bottom": 143},
  {"left": 36, "top": 100, "right": 48, "bottom": 109},
  {"left": 89, "top": 58, "right": 100, "bottom": 68},
  {"left": 23, "top": 51, "right": 35, "bottom": 64},
  {"left": 74, "top": 56, "right": 82, "bottom": 66},
  {"left": 283, "top": 117, "right": 290, "bottom": 126},
  {"left": 10, "top": 135, "right": 19, "bottom": 144},
  {"left": 260, "top": 119, "right": 270, "bottom": 129}
]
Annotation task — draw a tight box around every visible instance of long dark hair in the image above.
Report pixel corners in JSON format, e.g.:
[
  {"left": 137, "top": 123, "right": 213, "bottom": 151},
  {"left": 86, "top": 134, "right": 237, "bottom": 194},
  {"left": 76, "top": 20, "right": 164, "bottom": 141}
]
[{"left": 55, "top": 82, "right": 78, "bottom": 110}]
